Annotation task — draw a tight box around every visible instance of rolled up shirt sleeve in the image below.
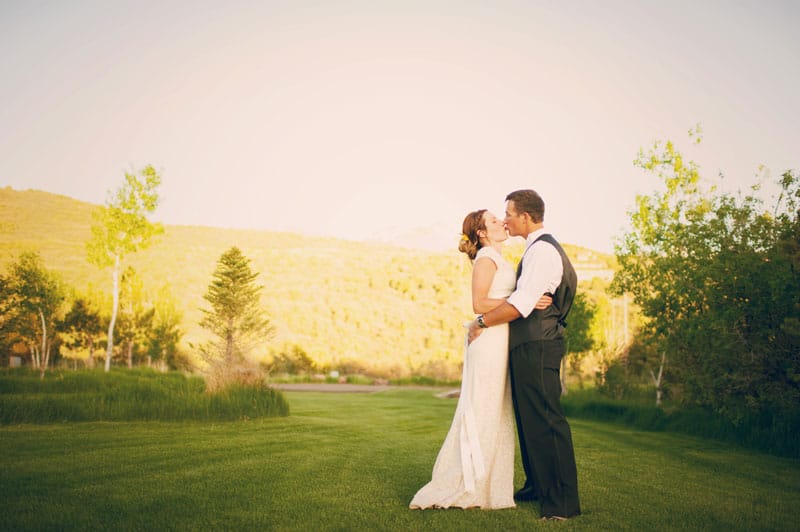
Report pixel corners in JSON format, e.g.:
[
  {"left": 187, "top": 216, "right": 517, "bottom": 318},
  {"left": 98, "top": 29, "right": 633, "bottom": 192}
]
[{"left": 507, "top": 236, "right": 563, "bottom": 318}]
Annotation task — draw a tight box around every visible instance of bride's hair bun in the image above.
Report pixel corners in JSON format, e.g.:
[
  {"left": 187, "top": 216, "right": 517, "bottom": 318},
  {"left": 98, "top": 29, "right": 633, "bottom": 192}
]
[{"left": 458, "top": 209, "right": 487, "bottom": 261}]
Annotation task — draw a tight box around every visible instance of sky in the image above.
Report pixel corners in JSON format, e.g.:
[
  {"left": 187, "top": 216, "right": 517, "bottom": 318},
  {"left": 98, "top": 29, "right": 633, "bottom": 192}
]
[{"left": 2, "top": 0, "right": 798, "bottom": 253}]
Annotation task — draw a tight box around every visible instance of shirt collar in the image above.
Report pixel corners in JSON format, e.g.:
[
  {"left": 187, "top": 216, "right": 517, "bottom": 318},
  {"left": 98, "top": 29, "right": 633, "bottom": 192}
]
[
  {"left": 519, "top": 228, "right": 548, "bottom": 259},
  {"left": 525, "top": 228, "right": 547, "bottom": 246}
]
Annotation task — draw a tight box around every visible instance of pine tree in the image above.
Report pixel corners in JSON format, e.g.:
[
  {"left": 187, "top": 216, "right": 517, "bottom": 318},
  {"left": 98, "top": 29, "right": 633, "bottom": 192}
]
[{"left": 199, "top": 247, "right": 274, "bottom": 364}]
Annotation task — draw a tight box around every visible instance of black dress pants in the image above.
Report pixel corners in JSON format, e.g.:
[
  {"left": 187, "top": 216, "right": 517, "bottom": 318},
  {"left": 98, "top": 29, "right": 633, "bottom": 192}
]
[{"left": 509, "top": 338, "right": 581, "bottom": 518}]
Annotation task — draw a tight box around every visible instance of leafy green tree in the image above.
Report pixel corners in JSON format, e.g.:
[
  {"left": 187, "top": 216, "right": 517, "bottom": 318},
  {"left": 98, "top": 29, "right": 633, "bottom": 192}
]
[
  {"left": 199, "top": 247, "right": 274, "bottom": 365},
  {"left": 0, "top": 274, "right": 13, "bottom": 331},
  {"left": 146, "top": 285, "right": 186, "bottom": 370},
  {"left": 266, "top": 344, "right": 317, "bottom": 375},
  {"left": 61, "top": 296, "right": 105, "bottom": 368},
  {"left": 777, "top": 171, "right": 800, "bottom": 338},
  {"left": 0, "top": 273, "right": 18, "bottom": 366},
  {"left": 682, "top": 171, "right": 799, "bottom": 420},
  {"left": 86, "top": 165, "right": 163, "bottom": 372},
  {"left": 619, "top": 327, "right": 665, "bottom": 401},
  {"left": 611, "top": 127, "right": 711, "bottom": 405},
  {"left": 5, "top": 252, "right": 65, "bottom": 376},
  {"left": 561, "top": 292, "right": 596, "bottom": 395},
  {"left": 613, "top": 127, "right": 800, "bottom": 415},
  {"left": 116, "top": 267, "right": 156, "bottom": 368}
]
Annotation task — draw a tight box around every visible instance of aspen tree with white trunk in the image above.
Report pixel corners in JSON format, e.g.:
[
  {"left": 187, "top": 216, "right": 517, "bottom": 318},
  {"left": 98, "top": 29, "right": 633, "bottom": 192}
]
[{"left": 86, "top": 165, "right": 163, "bottom": 372}]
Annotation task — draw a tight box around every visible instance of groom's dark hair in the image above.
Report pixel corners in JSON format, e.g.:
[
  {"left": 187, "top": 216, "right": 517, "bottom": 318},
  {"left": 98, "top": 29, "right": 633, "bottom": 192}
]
[{"left": 506, "top": 189, "right": 545, "bottom": 223}]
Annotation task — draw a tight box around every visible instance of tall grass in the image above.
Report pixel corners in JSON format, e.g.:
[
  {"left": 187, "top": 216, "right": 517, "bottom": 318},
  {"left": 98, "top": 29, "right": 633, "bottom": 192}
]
[
  {"left": 562, "top": 388, "right": 800, "bottom": 458},
  {"left": 0, "top": 368, "right": 289, "bottom": 423}
]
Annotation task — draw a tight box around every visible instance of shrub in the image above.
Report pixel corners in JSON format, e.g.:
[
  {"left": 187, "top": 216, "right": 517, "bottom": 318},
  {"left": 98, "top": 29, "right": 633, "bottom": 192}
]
[
  {"left": 562, "top": 388, "right": 799, "bottom": 458},
  {"left": 0, "top": 367, "right": 288, "bottom": 423},
  {"left": 264, "top": 345, "right": 317, "bottom": 375}
]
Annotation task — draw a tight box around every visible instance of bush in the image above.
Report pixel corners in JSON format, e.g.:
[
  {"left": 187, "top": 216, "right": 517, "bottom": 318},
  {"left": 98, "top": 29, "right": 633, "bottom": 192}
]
[
  {"left": 562, "top": 388, "right": 799, "bottom": 458},
  {"left": 204, "top": 360, "right": 266, "bottom": 392},
  {"left": 0, "top": 367, "right": 288, "bottom": 423},
  {"left": 264, "top": 345, "right": 318, "bottom": 375},
  {"left": 206, "top": 383, "right": 289, "bottom": 420}
]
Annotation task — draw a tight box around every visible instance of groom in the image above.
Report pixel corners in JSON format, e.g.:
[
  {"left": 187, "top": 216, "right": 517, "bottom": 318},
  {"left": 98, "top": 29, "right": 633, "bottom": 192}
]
[{"left": 468, "top": 189, "right": 580, "bottom": 520}]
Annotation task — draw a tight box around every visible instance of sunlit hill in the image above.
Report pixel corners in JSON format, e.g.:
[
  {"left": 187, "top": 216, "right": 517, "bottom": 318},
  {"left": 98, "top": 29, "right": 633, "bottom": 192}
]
[{"left": 0, "top": 187, "right": 615, "bottom": 378}]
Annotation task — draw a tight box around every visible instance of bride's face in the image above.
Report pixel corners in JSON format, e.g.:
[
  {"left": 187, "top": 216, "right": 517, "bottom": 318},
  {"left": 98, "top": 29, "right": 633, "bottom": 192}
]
[{"left": 482, "top": 212, "right": 508, "bottom": 244}]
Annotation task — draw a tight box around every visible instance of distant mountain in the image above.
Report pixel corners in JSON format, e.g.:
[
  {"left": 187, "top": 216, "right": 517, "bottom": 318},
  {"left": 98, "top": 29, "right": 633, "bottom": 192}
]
[
  {"left": 365, "top": 220, "right": 461, "bottom": 252},
  {"left": 0, "top": 186, "right": 615, "bottom": 376},
  {"left": 366, "top": 221, "right": 616, "bottom": 283}
]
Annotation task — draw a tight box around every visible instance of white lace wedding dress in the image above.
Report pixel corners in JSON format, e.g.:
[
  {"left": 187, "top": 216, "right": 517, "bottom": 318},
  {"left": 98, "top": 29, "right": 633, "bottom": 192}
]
[{"left": 409, "top": 246, "right": 517, "bottom": 510}]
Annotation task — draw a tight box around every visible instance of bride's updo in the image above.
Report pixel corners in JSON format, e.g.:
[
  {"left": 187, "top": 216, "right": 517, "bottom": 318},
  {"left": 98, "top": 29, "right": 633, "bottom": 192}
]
[{"left": 458, "top": 209, "right": 487, "bottom": 261}]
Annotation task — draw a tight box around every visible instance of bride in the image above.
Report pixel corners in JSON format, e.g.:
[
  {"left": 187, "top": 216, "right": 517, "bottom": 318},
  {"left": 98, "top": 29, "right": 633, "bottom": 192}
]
[{"left": 409, "top": 209, "right": 549, "bottom": 510}]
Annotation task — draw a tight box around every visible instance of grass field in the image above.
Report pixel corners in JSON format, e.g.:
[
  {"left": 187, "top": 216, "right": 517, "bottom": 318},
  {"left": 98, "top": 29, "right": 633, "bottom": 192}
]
[{"left": 2, "top": 388, "right": 798, "bottom": 531}]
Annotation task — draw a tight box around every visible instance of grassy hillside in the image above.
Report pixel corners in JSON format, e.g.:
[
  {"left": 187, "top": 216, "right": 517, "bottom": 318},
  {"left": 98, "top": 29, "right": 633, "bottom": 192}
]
[{"left": 0, "top": 186, "right": 615, "bottom": 377}]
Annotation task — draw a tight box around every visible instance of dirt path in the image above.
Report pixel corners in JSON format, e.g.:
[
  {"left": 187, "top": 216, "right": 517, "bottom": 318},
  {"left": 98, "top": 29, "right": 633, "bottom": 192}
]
[{"left": 271, "top": 383, "right": 460, "bottom": 397}]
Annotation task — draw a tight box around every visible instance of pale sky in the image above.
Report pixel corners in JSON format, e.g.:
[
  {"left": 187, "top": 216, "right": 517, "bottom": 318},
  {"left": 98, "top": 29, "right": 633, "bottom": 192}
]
[{"left": 2, "top": 0, "right": 798, "bottom": 253}]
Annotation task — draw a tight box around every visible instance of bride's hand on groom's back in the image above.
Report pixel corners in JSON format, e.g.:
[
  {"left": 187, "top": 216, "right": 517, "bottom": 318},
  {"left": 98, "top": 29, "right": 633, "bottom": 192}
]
[{"left": 534, "top": 294, "right": 553, "bottom": 310}]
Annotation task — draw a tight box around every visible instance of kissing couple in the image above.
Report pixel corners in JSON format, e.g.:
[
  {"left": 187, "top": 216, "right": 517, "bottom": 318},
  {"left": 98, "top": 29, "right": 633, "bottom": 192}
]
[{"left": 409, "top": 189, "right": 581, "bottom": 521}]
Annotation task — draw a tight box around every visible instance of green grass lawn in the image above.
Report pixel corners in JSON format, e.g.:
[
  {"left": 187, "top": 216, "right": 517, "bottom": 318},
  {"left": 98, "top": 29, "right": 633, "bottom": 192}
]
[{"left": 1, "top": 388, "right": 798, "bottom": 531}]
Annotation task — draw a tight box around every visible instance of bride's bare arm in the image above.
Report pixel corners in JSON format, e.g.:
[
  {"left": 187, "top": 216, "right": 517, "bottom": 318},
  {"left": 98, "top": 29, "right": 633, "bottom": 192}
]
[
  {"left": 472, "top": 257, "right": 552, "bottom": 314},
  {"left": 471, "top": 257, "right": 504, "bottom": 314}
]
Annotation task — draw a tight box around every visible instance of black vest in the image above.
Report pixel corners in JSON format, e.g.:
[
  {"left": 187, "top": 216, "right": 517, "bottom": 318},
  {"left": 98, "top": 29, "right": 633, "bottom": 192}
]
[{"left": 508, "top": 233, "right": 577, "bottom": 349}]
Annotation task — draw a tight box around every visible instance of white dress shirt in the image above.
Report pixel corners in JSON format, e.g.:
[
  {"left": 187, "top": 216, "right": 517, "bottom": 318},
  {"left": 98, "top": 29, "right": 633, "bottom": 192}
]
[{"left": 506, "top": 229, "right": 563, "bottom": 319}]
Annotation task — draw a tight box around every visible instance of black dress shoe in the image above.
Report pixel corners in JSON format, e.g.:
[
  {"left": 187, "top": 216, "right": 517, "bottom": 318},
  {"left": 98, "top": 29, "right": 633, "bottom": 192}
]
[{"left": 513, "top": 486, "right": 539, "bottom": 501}]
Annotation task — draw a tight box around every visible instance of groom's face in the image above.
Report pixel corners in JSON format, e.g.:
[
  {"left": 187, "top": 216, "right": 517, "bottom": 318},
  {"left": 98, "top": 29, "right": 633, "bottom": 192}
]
[{"left": 504, "top": 200, "right": 526, "bottom": 238}]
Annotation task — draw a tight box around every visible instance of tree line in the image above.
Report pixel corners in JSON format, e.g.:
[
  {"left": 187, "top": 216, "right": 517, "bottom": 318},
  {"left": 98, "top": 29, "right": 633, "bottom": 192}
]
[
  {"left": 0, "top": 167, "right": 269, "bottom": 378},
  {"left": 0, "top": 252, "right": 188, "bottom": 374},
  {"left": 1, "top": 167, "right": 187, "bottom": 375}
]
